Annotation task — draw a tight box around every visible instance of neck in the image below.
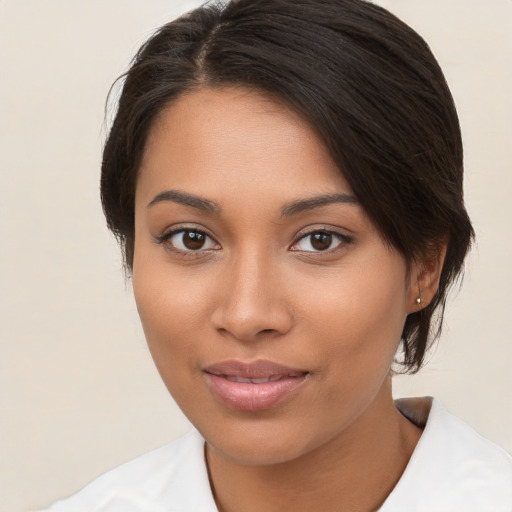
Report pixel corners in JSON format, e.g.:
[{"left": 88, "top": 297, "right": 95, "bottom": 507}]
[{"left": 206, "top": 382, "right": 422, "bottom": 512}]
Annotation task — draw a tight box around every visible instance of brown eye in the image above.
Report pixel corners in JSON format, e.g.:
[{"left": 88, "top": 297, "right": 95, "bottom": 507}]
[
  {"left": 183, "top": 231, "right": 206, "bottom": 250},
  {"left": 162, "top": 229, "right": 219, "bottom": 252},
  {"left": 292, "top": 230, "right": 351, "bottom": 253},
  {"left": 311, "top": 232, "right": 332, "bottom": 251}
]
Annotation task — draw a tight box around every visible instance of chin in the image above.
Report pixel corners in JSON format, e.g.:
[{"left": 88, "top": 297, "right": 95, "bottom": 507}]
[
  {"left": 207, "top": 433, "right": 310, "bottom": 467},
  {"left": 199, "top": 413, "right": 337, "bottom": 467}
]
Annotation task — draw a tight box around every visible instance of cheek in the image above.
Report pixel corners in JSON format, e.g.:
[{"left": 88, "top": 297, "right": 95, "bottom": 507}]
[
  {"left": 302, "top": 257, "right": 409, "bottom": 373},
  {"left": 298, "top": 270, "right": 408, "bottom": 434},
  {"left": 132, "top": 252, "right": 214, "bottom": 365},
  {"left": 304, "top": 261, "right": 407, "bottom": 336},
  {"left": 132, "top": 265, "right": 209, "bottom": 412}
]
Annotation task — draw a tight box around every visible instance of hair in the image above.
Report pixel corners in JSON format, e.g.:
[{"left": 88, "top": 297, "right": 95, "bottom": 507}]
[{"left": 101, "top": 0, "right": 474, "bottom": 373}]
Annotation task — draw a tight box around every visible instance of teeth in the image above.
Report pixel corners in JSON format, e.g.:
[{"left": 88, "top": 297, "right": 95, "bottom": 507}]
[
  {"left": 223, "top": 375, "right": 283, "bottom": 383},
  {"left": 225, "top": 376, "right": 250, "bottom": 383}
]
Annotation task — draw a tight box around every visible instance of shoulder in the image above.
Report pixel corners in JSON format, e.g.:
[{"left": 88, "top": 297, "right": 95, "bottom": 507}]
[
  {"left": 382, "top": 397, "right": 512, "bottom": 511},
  {"left": 44, "top": 430, "right": 217, "bottom": 512}
]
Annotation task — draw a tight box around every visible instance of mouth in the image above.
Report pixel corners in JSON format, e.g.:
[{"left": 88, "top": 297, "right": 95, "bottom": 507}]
[{"left": 203, "top": 360, "right": 309, "bottom": 411}]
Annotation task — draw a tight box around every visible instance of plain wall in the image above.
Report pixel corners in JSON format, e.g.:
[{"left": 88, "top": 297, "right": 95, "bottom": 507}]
[{"left": 1, "top": 1, "right": 511, "bottom": 510}]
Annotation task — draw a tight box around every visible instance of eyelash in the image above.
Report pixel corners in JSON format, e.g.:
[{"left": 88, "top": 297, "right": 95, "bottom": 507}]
[
  {"left": 291, "top": 229, "right": 352, "bottom": 253},
  {"left": 154, "top": 226, "right": 353, "bottom": 257},
  {"left": 154, "top": 227, "right": 219, "bottom": 258}
]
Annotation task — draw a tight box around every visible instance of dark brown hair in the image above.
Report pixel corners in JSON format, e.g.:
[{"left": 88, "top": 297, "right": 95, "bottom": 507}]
[{"left": 101, "top": 0, "right": 474, "bottom": 372}]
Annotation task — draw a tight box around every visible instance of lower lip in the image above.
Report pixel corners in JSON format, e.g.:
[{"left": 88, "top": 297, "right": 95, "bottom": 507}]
[{"left": 204, "top": 373, "right": 308, "bottom": 411}]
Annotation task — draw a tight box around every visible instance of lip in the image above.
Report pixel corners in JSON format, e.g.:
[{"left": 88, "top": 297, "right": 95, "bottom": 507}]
[{"left": 203, "top": 360, "right": 309, "bottom": 411}]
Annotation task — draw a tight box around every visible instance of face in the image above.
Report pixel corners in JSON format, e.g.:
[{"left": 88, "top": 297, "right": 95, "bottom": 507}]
[{"left": 133, "top": 87, "right": 418, "bottom": 466}]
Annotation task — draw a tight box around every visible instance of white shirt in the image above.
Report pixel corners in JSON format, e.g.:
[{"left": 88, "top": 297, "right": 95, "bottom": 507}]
[{"left": 44, "top": 398, "right": 512, "bottom": 512}]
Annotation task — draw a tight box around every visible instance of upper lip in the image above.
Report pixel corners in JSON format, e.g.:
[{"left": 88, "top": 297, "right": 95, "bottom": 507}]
[{"left": 203, "top": 359, "right": 309, "bottom": 379}]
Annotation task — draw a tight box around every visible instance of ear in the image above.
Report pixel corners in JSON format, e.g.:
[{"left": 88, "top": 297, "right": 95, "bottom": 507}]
[{"left": 407, "top": 241, "right": 447, "bottom": 313}]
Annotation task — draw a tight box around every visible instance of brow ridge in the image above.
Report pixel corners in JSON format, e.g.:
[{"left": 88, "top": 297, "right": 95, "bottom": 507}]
[
  {"left": 281, "top": 193, "right": 358, "bottom": 217},
  {"left": 147, "top": 190, "right": 221, "bottom": 214},
  {"left": 147, "top": 189, "right": 358, "bottom": 217}
]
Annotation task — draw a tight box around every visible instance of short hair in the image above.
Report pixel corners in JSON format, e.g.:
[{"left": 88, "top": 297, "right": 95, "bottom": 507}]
[{"left": 101, "top": 0, "right": 474, "bottom": 373}]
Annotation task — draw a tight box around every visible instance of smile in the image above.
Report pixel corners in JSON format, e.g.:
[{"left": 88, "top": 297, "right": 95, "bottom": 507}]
[{"left": 203, "top": 360, "right": 309, "bottom": 411}]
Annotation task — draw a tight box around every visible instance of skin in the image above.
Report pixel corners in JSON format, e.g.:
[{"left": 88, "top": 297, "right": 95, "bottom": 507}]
[{"left": 133, "top": 87, "right": 444, "bottom": 512}]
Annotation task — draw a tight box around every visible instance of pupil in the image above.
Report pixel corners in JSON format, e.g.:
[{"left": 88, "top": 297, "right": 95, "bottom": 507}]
[
  {"left": 183, "top": 231, "right": 205, "bottom": 250},
  {"left": 311, "top": 232, "right": 332, "bottom": 251}
]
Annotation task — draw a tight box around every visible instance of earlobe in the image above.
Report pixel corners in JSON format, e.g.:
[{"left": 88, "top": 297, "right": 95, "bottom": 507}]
[
  {"left": 415, "top": 285, "right": 422, "bottom": 307},
  {"left": 408, "top": 242, "right": 447, "bottom": 313}
]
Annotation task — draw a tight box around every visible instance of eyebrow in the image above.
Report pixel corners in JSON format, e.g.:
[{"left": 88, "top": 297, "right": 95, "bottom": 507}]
[
  {"left": 147, "top": 189, "right": 358, "bottom": 216},
  {"left": 280, "top": 193, "right": 359, "bottom": 216},
  {"left": 147, "top": 190, "right": 221, "bottom": 214}
]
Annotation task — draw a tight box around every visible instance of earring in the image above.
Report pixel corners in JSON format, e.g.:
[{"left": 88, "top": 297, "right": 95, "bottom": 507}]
[{"left": 416, "top": 282, "right": 422, "bottom": 306}]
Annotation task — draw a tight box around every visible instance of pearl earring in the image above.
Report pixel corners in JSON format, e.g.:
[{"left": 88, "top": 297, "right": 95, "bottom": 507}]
[{"left": 416, "top": 282, "right": 422, "bottom": 306}]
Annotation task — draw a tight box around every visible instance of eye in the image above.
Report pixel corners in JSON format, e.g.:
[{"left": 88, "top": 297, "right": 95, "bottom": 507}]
[
  {"left": 291, "top": 230, "right": 350, "bottom": 253},
  {"left": 157, "top": 228, "right": 219, "bottom": 252}
]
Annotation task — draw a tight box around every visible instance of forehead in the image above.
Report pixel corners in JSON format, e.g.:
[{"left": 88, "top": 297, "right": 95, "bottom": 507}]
[{"left": 136, "top": 86, "right": 352, "bottom": 207}]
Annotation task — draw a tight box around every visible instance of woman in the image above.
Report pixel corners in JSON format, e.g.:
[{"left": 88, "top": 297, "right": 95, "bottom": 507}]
[{"left": 46, "top": 0, "right": 512, "bottom": 510}]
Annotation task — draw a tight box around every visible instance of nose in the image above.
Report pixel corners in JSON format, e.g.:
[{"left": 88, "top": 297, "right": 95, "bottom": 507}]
[{"left": 210, "top": 249, "right": 293, "bottom": 342}]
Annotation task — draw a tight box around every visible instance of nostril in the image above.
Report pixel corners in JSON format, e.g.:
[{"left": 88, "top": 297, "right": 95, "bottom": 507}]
[{"left": 211, "top": 302, "right": 293, "bottom": 340}]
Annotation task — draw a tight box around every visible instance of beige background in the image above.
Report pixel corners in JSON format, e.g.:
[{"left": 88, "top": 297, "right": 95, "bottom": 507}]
[{"left": 1, "top": 1, "right": 511, "bottom": 511}]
